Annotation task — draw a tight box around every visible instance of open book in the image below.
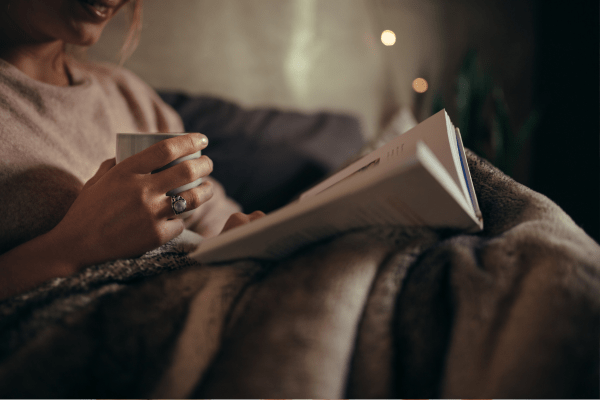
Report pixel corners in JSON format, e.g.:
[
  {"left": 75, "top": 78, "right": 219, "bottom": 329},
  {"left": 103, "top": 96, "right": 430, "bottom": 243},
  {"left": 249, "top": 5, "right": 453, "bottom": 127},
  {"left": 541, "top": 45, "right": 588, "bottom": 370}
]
[{"left": 190, "top": 109, "right": 483, "bottom": 263}]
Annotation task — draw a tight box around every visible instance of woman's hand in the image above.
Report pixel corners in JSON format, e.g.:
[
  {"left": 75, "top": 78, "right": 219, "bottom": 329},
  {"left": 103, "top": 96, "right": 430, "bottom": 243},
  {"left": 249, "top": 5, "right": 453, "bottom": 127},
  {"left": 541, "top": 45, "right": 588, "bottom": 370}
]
[
  {"left": 220, "top": 211, "right": 266, "bottom": 233},
  {"left": 52, "top": 133, "right": 214, "bottom": 268}
]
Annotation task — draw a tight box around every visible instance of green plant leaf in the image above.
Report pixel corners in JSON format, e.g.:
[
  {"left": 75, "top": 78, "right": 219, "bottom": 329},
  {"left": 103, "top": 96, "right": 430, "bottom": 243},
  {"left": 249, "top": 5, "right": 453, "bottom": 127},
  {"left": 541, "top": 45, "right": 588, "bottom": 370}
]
[{"left": 431, "top": 49, "right": 540, "bottom": 177}]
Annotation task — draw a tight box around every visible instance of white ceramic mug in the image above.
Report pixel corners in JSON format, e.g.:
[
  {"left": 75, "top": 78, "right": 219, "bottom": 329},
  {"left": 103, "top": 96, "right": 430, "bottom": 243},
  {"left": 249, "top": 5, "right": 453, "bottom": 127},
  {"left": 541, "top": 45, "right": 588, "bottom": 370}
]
[{"left": 116, "top": 133, "right": 202, "bottom": 219}]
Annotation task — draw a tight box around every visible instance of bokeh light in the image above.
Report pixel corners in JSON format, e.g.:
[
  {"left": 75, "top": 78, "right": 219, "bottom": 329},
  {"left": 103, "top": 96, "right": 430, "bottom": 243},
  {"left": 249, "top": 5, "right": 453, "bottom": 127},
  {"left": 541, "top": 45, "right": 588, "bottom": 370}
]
[
  {"left": 381, "top": 30, "right": 396, "bottom": 46},
  {"left": 412, "top": 77, "right": 428, "bottom": 93}
]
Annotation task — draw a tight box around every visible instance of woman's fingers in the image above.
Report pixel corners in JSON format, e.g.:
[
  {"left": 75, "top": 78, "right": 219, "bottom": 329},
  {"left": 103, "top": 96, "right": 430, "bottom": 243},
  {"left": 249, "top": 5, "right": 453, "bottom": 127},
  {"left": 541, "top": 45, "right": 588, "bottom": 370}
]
[
  {"left": 159, "top": 180, "right": 214, "bottom": 219},
  {"left": 122, "top": 133, "right": 208, "bottom": 174},
  {"left": 157, "top": 218, "right": 186, "bottom": 243},
  {"left": 153, "top": 155, "right": 213, "bottom": 195},
  {"left": 83, "top": 158, "right": 116, "bottom": 190},
  {"left": 55, "top": 147, "right": 214, "bottom": 268},
  {"left": 221, "top": 210, "right": 266, "bottom": 233},
  {"left": 221, "top": 212, "right": 251, "bottom": 233},
  {"left": 248, "top": 210, "right": 266, "bottom": 221}
]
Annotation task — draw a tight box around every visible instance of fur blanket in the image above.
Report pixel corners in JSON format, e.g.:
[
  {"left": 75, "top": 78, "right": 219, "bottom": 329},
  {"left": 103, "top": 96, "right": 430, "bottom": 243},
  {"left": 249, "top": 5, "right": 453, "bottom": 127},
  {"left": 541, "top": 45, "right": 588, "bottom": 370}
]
[{"left": 0, "top": 151, "right": 598, "bottom": 398}]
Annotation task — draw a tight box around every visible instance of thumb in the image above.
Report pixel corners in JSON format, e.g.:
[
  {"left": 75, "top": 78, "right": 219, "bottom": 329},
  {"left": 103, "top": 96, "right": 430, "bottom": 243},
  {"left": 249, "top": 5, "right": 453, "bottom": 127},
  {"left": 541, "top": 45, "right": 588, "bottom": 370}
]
[{"left": 83, "top": 158, "right": 116, "bottom": 190}]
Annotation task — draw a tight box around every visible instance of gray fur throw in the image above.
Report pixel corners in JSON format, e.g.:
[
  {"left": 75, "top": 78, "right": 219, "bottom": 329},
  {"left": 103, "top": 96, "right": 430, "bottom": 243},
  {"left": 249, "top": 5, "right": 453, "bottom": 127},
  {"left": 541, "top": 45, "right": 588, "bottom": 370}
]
[{"left": 0, "top": 151, "right": 598, "bottom": 398}]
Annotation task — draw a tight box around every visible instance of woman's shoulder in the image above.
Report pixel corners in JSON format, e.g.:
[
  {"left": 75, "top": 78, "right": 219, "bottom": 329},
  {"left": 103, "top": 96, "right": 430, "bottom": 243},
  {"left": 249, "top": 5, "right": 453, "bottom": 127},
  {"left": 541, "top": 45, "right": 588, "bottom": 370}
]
[{"left": 70, "top": 59, "right": 184, "bottom": 132}]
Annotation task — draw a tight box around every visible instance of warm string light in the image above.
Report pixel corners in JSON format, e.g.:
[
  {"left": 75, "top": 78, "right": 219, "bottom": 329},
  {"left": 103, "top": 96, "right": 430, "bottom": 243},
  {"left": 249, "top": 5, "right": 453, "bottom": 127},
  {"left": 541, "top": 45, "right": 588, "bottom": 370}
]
[
  {"left": 379, "top": 30, "right": 427, "bottom": 93},
  {"left": 381, "top": 30, "right": 396, "bottom": 46},
  {"left": 412, "top": 77, "right": 428, "bottom": 93}
]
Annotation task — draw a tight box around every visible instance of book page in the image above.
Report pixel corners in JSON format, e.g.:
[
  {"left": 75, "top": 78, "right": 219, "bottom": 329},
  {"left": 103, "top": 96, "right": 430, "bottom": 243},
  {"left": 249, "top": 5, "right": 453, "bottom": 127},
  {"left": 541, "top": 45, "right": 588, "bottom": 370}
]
[{"left": 299, "top": 110, "right": 463, "bottom": 201}]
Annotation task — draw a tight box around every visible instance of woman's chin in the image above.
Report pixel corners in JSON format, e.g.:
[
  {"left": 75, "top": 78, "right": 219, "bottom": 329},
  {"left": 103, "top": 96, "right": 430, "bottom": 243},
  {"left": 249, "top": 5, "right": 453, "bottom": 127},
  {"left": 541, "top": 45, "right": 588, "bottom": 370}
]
[
  {"left": 66, "top": 20, "right": 106, "bottom": 47},
  {"left": 65, "top": 0, "right": 124, "bottom": 46}
]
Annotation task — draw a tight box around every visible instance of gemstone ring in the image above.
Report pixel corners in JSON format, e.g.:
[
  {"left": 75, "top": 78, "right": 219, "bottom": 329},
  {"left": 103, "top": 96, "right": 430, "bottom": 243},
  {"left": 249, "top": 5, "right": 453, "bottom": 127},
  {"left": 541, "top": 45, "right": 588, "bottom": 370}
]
[{"left": 171, "top": 195, "right": 187, "bottom": 215}]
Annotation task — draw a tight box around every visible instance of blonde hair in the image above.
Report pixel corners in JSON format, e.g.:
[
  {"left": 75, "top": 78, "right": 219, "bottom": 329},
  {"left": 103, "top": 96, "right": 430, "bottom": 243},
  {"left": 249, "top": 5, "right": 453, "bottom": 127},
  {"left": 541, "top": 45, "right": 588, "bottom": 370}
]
[{"left": 119, "top": 0, "right": 143, "bottom": 65}]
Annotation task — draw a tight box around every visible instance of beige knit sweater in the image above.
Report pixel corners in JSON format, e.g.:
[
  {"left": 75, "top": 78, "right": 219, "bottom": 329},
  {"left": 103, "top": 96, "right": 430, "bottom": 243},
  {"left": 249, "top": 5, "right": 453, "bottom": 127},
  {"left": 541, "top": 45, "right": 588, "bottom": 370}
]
[{"left": 0, "top": 57, "right": 239, "bottom": 254}]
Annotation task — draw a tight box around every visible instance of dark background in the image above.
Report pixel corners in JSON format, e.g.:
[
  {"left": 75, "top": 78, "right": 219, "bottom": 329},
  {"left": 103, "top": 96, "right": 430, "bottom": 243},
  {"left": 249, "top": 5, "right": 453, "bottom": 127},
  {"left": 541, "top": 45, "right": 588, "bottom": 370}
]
[
  {"left": 531, "top": 0, "right": 599, "bottom": 242},
  {"left": 429, "top": 0, "right": 599, "bottom": 242}
]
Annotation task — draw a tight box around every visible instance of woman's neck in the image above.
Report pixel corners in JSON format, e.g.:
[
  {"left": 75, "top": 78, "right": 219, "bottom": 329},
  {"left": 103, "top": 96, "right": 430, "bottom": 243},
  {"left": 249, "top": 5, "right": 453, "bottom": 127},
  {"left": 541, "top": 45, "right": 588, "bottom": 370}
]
[
  {"left": 0, "top": 2, "right": 73, "bottom": 87},
  {"left": 0, "top": 41, "right": 72, "bottom": 86}
]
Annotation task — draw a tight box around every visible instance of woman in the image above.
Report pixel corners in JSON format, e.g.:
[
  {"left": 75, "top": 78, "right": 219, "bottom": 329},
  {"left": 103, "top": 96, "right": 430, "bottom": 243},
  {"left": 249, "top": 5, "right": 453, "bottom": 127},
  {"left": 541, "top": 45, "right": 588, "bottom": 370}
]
[{"left": 0, "top": 0, "right": 263, "bottom": 299}]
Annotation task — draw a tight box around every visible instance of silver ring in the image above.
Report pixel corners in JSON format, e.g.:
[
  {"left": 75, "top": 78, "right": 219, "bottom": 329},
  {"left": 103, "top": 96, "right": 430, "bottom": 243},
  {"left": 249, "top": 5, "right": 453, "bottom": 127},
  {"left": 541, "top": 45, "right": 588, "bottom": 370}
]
[{"left": 171, "top": 195, "right": 187, "bottom": 215}]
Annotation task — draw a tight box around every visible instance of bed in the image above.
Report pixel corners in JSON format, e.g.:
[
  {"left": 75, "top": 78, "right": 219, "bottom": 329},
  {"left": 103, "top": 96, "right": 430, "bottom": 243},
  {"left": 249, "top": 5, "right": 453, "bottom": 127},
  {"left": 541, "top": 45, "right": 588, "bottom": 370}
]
[{"left": 0, "top": 93, "right": 598, "bottom": 398}]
